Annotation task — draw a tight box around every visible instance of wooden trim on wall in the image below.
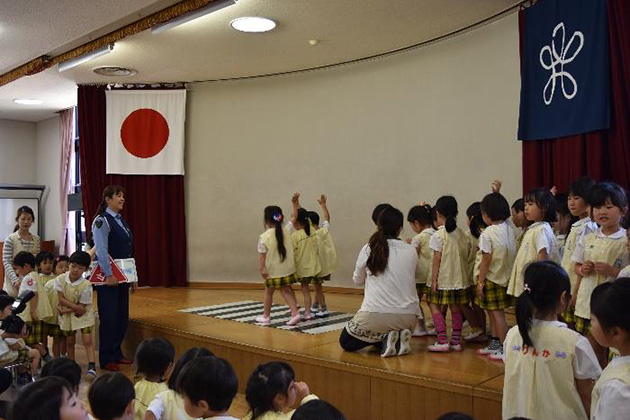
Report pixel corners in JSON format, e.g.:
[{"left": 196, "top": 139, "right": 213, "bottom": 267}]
[{"left": 187, "top": 281, "right": 364, "bottom": 295}]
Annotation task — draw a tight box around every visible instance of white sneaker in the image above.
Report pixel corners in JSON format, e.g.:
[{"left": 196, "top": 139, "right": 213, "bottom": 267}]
[
  {"left": 412, "top": 324, "right": 429, "bottom": 337},
  {"left": 315, "top": 307, "right": 329, "bottom": 318},
  {"left": 310, "top": 304, "right": 320, "bottom": 313},
  {"left": 427, "top": 342, "right": 450, "bottom": 352},
  {"left": 476, "top": 345, "right": 494, "bottom": 356},
  {"left": 255, "top": 315, "right": 271, "bottom": 325},
  {"left": 426, "top": 328, "right": 437, "bottom": 336},
  {"left": 449, "top": 343, "right": 463, "bottom": 352},
  {"left": 488, "top": 348, "right": 505, "bottom": 361},
  {"left": 463, "top": 329, "right": 484, "bottom": 341},
  {"left": 397, "top": 329, "right": 412, "bottom": 356},
  {"left": 380, "top": 331, "right": 400, "bottom": 357}
]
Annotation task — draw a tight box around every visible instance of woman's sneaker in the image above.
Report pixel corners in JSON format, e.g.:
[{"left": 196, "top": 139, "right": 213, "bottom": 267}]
[
  {"left": 380, "top": 330, "right": 400, "bottom": 357},
  {"left": 254, "top": 315, "right": 271, "bottom": 325},
  {"left": 397, "top": 329, "right": 412, "bottom": 356},
  {"left": 427, "top": 342, "right": 450, "bottom": 352}
]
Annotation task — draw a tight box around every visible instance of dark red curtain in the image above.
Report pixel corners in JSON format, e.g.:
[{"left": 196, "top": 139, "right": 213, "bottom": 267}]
[
  {"left": 78, "top": 85, "right": 187, "bottom": 287},
  {"left": 521, "top": 0, "right": 630, "bottom": 193}
]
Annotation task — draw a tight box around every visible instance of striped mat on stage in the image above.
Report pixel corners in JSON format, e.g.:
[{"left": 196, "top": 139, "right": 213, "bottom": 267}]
[{"left": 178, "top": 300, "right": 353, "bottom": 335}]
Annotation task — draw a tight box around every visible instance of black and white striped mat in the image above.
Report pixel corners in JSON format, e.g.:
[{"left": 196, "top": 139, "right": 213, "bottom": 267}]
[{"left": 178, "top": 300, "right": 354, "bottom": 335}]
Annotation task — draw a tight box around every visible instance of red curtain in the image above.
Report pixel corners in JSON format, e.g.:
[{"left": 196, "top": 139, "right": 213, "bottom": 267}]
[
  {"left": 521, "top": 0, "right": 630, "bottom": 193},
  {"left": 78, "top": 85, "right": 187, "bottom": 287}
]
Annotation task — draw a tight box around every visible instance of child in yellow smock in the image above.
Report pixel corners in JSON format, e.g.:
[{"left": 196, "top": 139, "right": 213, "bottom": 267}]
[{"left": 133, "top": 338, "right": 175, "bottom": 420}]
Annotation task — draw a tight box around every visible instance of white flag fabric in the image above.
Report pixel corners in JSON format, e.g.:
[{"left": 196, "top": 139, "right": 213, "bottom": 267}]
[{"left": 106, "top": 90, "right": 186, "bottom": 175}]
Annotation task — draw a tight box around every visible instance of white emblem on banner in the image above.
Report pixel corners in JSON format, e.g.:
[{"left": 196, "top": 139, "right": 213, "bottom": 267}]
[{"left": 539, "top": 22, "right": 584, "bottom": 105}]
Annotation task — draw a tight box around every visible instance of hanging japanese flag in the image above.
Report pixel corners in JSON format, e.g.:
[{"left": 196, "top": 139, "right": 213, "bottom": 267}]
[{"left": 106, "top": 90, "right": 186, "bottom": 175}]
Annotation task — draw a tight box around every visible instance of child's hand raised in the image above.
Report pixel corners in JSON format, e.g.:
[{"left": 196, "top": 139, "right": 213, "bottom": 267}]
[
  {"left": 318, "top": 194, "right": 327, "bottom": 205},
  {"left": 491, "top": 180, "right": 502, "bottom": 193},
  {"left": 294, "top": 381, "right": 311, "bottom": 402},
  {"left": 291, "top": 192, "right": 301, "bottom": 205}
]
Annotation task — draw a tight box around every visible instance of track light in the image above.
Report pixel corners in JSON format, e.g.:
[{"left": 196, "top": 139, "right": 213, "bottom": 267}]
[
  {"left": 151, "top": 0, "right": 236, "bottom": 34},
  {"left": 58, "top": 44, "right": 114, "bottom": 72}
]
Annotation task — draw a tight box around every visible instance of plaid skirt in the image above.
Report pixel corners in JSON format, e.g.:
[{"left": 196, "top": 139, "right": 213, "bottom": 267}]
[
  {"left": 45, "top": 323, "right": 63, "bottom": 338},
  {"left": 298, "top": 276, "right": 323, "bottom": 285},
  {"left": 475, "top": 281, "right": 514, "bottom": 310},
  {"left": 15, "top": 348, "right": 30, "bottom": 363},
  {"left": 428, "top": 288, "right": 470, "bottom": 306},
  {"left": 265, "top": 274, "right": 298, "bottom": 289},
  {"left": 560, "top": 306, "right": 576, "bottom": 325},
  {"left": 316, "top": 274, "right": 332, "bottom": 282},
  {"left": 416, "top": 284, "right": 431, "bottom": 296},
  {"left": 24, "top": 321, "right": 45, "bottom": 345},
  {"left": 61, "top": 326, "right": 94, "bottom": 337},
  {"left": 575, "top": 316, "right": 591, "bottom": 336}
]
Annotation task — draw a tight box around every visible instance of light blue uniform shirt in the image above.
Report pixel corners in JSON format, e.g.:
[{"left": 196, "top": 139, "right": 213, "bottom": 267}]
[{"left": 92, "top": 208, "right": 130, "bottom": 277}]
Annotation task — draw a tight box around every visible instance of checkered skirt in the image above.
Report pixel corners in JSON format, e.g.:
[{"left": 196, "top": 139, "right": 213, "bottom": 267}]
[
  {"left": 265, "top": 274, "right": 298, "bottom": 289},
  {"left": 475, "top": 281, "right": 514, "bottom": 310},
  {"left": 427, "top": 288, "right": 470, "bottom": 306},
  {"left": 24, "top": 321, "right": 45, "bottom": 345},
  {"left": 298, "top": 276, "right": 323, "bottom": 285},
  {"left": 574, "top": 316, "right": 591, "bottom": 336}
]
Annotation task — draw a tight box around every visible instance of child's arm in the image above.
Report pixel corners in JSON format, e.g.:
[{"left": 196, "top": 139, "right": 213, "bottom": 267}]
[
  {"left": 291, "top": 192, "right": 300, "bottom": 225},
  {"left": 352, "top": 246, "right": 368, "bottom": 285},
  {"left": 491, "top": 180, "right": 502, "bottom": 193},
  {"left": 537, "top": 248, "right": 548, "bottom": 261},
  {"left": 431, "top": 251, "right": 442, "bottom": 293},
  {"left": 477, "top": 252, "right": 492, "bottom": 298},
  {"left": 593, "top": 262, "right": 621, "bottom": 278},
  {"left": 29, "top": 294, "right": 38, "bottom": 321},
  {"left": 575, "top": 379, "right": 595, "bottom": 417},
  {"left": 259, "top": 254, "right": 268, "bottom": 279},
  {"left": 57, "top": 292, "right": 85, "bottom": 316},
  {"left": 318, "top": 194, "right": 330, "bottom": 222}
]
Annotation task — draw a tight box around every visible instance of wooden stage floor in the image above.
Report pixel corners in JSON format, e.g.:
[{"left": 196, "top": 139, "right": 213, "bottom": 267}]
[{"left": 122, "top": 287, "right": 506, "bottom": 420}]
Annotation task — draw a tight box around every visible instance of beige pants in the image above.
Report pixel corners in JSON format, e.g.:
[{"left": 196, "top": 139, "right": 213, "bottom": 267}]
[{"left": 345, "top": 311, "right": 418, "bottom": 343}]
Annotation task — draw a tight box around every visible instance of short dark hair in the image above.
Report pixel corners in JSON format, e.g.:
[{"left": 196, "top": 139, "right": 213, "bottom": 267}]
[
  {"left": 246, "top": 362, "right": 295, "bottom": 420},
  {"left": 481, "top": 193, "right": 511, "bottom": 222},
  {"left": 568, "top": 176, "right": 595, "bottom": 199},
  {"left": 40, "top": 358, "right": 82, "bottom": 390},
  {"left": 12, "top": 251, "right": 35, "bottom": 268},
  {"left": 291, "top": 400, "right": 346, "bottom": 420},
  {"left": 53, "top": 255, "right": 70, "bottom": 271},
  {"left": 135, "top": 338, "right": 175, "bottom": 378},
  {"left": 35, "top": 251, "right": 55, "bottom": 267},
  {"left": 307, "top": 211, "right": 320, "bottom": 226},
  {"left": 511, "top": 198, "right": 525, "bottom": 212},
  {"left": 177, "top": 356, "right": 238, "bottom": 412},
  {"left": 88, "top": 373, "right": 135, "bottom": 420},
  {"left": 524, "top": 188, "right": 556, "bottom": 223},
  {"left": 168, "top": 347, "right": 215, "bottom": 390},
  {"left": 436, "top": 413, "right": 475, "bottom": 420},
  {"left": 0, "top": 295, "right": 15, "bottom": 312},
  {"left": 8, "top": 376, "right": 72, "bottom": 420},
  {"left": 555, "top": 193, "right": 571, "bottom": 218},
  {"left": 69, "top": 251, "right": 91, "bottom": 268},
  {"left": 587, "top": 181, "right": 628, "bottom": 210},
  {"left": 591, "top": 278, "right": 630, "bottom": 333},
  {"left": 371, "top": 203, "right": 392, "bottom": 225}
]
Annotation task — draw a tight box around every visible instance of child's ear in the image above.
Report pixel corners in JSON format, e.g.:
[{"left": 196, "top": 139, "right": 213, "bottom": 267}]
[
  {"left": 559, "top": 291, "right": 569, "bottom": 310},
  {"left": 272, "top": 393, "right": 287, "bottom": 411},
  {"left": 197, "top": 399, "right": 210, "bottom": 412},
  {"left": 125, "top": 399, "right": 134, "bottom": 416}
]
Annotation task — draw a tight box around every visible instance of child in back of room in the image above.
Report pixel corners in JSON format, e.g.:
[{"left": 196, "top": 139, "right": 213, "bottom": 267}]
[
  {"left": 427, "top": 196, "right": 471, "bottom": 353},
  {"left": 257, "top": 206, "right": 301, "bottom": 326},
  {"left": 474, "top": 192, "right": 516, "bottom": 361},
  {"left": 590, "top": 279, "right": 630, "bottom": 420},
  {"left": 243, "top": 361, "right": 318, "bottom": 420},
  {"left": 407, "top": 203, "right": 435, "bottom": 337},
  {"left": 510, "top": 199, "right": 530, "bottom": 250},
  {"left": 35, "top": 250, "right": 61, "bottom": 358},
  {"left": 502, "top": 261, "right": 601, "bottom": 420},
  {"left": 461, "top": 202, "right": 487, "bottom": 343},
  {"left": 45, "top": 255, "right": 70, "bottom": 358},
  {"left": 308, "top": 195, "right": 339, "bottom": 318},
  {"left": 507, "top": 188, "right": 559, "bottom": 298},
  {"left": 56, "top": 251, "right": 97, "bottom": 375},
  {"left": 290, "top": 193, "right": 321, "bottom": 321},
  {"left": 177, "top": 356, "right": 239, "bottom": 420},
  {"left": 560, "top": 176, "right": 596, "bottom": 328},
  {"left": 89, "top": 372, "right": 136, "bottom": 420},
  {"left": 572, "top": 182, "right": 629, "bottom": 367},
  {"left": 134, "top": 338, "right": 175, "bottom": 420},
  {"left": 14, "top": 250, "right": 53, "bottom": 363},
  {"left": 554, "top": 193, "right": 574, "bottom": 260},
  {"left": 145, "top": 347, "right": 215, "bottom": 420},
  {"left": 54, "top": 255, "right": 70, "bottom": 275}
]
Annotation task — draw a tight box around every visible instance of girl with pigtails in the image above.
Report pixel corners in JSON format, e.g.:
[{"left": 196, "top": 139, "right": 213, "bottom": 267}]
[{"left": 257, "top": 206, "right": 302, "bottom": 326}]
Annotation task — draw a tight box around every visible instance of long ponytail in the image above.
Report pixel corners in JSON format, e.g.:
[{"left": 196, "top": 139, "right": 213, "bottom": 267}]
[
  {"left": 515, "top": 261, "right": 570, "bottom": 347},
  {"left": 434, "top": 196, "right": 458, "bottom": 233},
  {"left": 296, "top": 208, "right": 311, "bottom": 236},
  {"left": 367, "top": 207, "right": 403, "bottom": 275},
  {"left": 264, "top": 206, "right": 287, "bottom": 262}
]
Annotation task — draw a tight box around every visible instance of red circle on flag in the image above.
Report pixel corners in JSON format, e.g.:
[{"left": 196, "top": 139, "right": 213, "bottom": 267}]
[{"left": 120, "top": 108, "right": 169, "bottom": 158}]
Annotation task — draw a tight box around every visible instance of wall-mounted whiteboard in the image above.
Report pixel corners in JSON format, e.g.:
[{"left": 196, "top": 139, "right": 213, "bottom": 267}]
[{"left": 0, "top": 185, "right": 43, "bottom": 240}]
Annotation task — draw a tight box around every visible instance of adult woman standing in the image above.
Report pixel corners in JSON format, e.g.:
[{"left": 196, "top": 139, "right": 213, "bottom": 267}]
[
  {"left": 92, "top": 185, "right": 134, "bottom": 372},
  {"left": 339, "top": 206, "right": 420, "bottom": 357},
  {"left": 3, "top": 206, "right": 40, "bottom": 296}
]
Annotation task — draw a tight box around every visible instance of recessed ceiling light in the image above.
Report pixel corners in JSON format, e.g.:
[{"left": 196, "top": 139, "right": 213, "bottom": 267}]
[
  {"left": 93, "top": 66, "right": 138, "bottom": 77},
  {"left": 14, "top": 99, "right": 43, "bottom": 105},
  {"left": 230, "top": 17, "right": 276, "bottom": 33}
]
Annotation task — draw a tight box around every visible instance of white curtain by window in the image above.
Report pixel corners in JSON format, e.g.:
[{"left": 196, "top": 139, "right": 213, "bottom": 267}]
[{"left": 59, "top": 108, "right": 74, "bottom": 255}]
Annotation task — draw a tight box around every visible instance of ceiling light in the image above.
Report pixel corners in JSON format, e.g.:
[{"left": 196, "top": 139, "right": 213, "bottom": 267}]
[
  {"left": 14, "top": 99, "right": 44, "bottom": 105},
  {"left": 152, "top": 0, "right": 236, "bottom": 34},
  {"left": 58, "top": 44, "right": 114, "bottom": 72},
  {"left": 93, "top": 66, "right": 138, "bottom": 77},
  {"left": 230, "top": 17, "right": 276, "bottom": 33}
]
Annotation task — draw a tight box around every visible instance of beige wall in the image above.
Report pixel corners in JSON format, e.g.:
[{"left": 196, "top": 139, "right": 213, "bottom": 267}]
[
  {"left": 0, "top": 119, "right": 38, "bottom": 184},
  {"left": 186, "top": 14, "right": 523, "bottom": 287},
  {"left": 36, "top": 116, "right": 63, "bottom": 249}
]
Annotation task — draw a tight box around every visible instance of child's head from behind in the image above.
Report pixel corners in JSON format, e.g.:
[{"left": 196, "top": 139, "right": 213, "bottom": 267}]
[
  {"left": 291, "top": 400, "right": 345, "bottom": 420},
  {"left": 168, "top": 347, "right": 215, "bottom": 390},
  {"left": 481, "top": 193, "right": 511, "bottom": 225},
  {"left": 307, "top": 211, "right": 320, "bottom": 227},
  {"left": 590, "top": 278, "right": 630, "bottom": 350},
  {"left": 296, "top": 208, "right": 312, "bottom": 236},
  {"left": 0, "top": 294, "right": 15, "bottom": 319},
  {"left": 135, "top": 337, "right": 175, "bottom": 380},
  {"left": 433, "top": 196, "right": 458, "bottom": 233},
  {"left": 9, "top": 376, "right": 88, "bottom": 420},
  {"left": 568, "top": 176, "right": 595, "bottom": 217},
  {"left": 177, "top": 356, "right": 237, "bottom": 418},
  {"left": 36, "top": 251, "right": 56, "bottom": 275},
  {"left": 88, "top": 372, "right": 135, "bottom": 420},
  {"left": 371, "top": 203, "right": 392, "bottom": 226},
  {"left": 54, "top": 255, "right": 70, "bottom": 275},
  {"left": 466, "top": 202, "right": 486, "bottom": 239},
  {"left": 524, "top": 188, "right": 556, "bottom": 223},
  {"left": 587, "top": 182, "right": 628, "bottom": 230},
  {"left": 68, "top": 251, "right": 91, "bottom": 280},
  {"left": 516, "top": 261, "right": 570, "bottom": 347},
  {"left": 13, "top": 251, "right": 35, "bottom": 277},
  {"left": 246, "top": 361, "right": 296, "bottom": 419},
  {"left": 407, "top": 204, "right": 433, "bottom": 234},
  {"left": 263, "top": 205, "right": 288, "bottom": 262},
  {"left": 41, "top": 358, "right": 82, "bottom": 394}
]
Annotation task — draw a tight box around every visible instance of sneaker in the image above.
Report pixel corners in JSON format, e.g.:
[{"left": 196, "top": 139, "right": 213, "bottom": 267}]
[
  {"left": 315, "top": 307, "right": 329, "bottom": 318},
  {"left": 87, "top": 368, "right": 97, "bottom": 376},
  {"left": 449, "top": 343, "right": 463, "bottom": 352},
  {"left": 286, "top": 314, "right": 302, "bottom": 326},
  {"left": 463, "top": 320, "right": 470, "bottom": 329},
  {"left": 254, "top": 315, "right": 271, "bottom": 325},
  {"left": 427, "top": 342, "right": 450, "bottom": 352},
  {"left": 476, "top": 345, "right": 494, "bottom": 356},
  {"left": 412, "top": 324, "right": 429, "bottom": 337},
  {"left": 425, "top": 328, "right": 437, "bottom": 336},
  {"left": 397, "top": 329, "right": 412, "bottom": 356},
  {"left": 488, "top": 349, "right": 505, "bottom": 361},
  {"left": 463, "top": 329, "right": 484, "bottom": 341},
  {"left": 310, "top": 304, "right": 320, "bottom": 313},
  {"left": 380, "top": 331, "right": 399, "bottom": 357}
]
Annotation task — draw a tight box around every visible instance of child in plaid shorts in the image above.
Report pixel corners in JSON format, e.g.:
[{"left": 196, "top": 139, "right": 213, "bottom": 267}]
[
  {"left": 474, "top": 192, "right": 517, "bottom": 361},
  {"left": 56, "top": 251, "right": 96, "bottom": 375}
]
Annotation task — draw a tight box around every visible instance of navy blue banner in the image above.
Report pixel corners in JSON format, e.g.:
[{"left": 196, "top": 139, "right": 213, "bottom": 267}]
[{"left": 518, "top": 0, "right": 609, "bottom": 141}]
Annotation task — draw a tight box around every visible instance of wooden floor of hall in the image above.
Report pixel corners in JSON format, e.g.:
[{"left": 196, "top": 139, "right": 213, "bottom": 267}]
[{"left": 122, "top": 286, "right": 508, "bottom": 420}]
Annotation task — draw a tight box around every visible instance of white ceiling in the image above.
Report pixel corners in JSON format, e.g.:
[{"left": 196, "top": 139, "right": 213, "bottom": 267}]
[{"left": 0, "top": 0, "right": 521, "bottom": 122}]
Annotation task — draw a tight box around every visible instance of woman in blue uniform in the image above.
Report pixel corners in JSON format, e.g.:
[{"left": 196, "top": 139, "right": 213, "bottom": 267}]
[{"left": 92, "top": 185, "right": 134, "bottom": 372}]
